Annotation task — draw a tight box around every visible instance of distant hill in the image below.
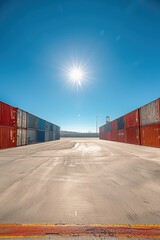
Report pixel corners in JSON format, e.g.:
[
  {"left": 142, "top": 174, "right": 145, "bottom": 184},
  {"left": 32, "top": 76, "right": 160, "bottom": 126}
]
[{"left": 60, "top": 131, "right": 99, "bottom": 138}]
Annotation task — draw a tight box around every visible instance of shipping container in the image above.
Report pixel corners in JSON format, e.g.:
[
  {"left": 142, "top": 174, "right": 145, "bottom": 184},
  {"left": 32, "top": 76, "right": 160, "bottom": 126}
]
[
  {"left": 0, "top": 102, "right": 17, "bottom": 127},
  {"left": 27, "top": 129, "right": 37, "bottom": 144},
  {"left": 17, "top": 109, "right": 27, "bottom": 128},
  {"left": 117, "top": 116, "right": 125, "bottom": 130},
  {"left": 27, "top": 113, "right": 37, "bottom": 129},
  {"left": 45, "top": 131, "right": 50, "bottom": 142},
  {"left": 140, "top": 98, "right": 160, "bottom": 126},
  {"left": 50, "top": 123, "right": 53, "bottom": 131},
  {"left": 55, "top": 133, "right": 60, "bottom": 140},
  {"left": 22, "top": 129, "right": 27, "bottom": 145},
  {"left": 111, "top": 131, "right": 117, "bottom": 141},
  {"left": 0, "top": 126, "right": 17, "bottom": 149},
  {"left": 49, "top": 131, "right": 53, "bottom": 141},
  {"left": 106, "top": 132, "right": 111, "bottom": 140},
  {"left": 140, "top": 124, "right": 160, "bottom": 147},
  {"left": 45, "top": 121, "right": 50, "bottom": 131},
  {"left": 125, "top": 127, "right": 140, "bottom": 145},
  {"left": 17, "top": 129, "right": 22, "bottom": 146},
  {"left": 125, "top": 109, "right": 139, "bottom": 128},
  {"left": 22, "top": 111, "right": 27, "bottom": 128},
  {"left": 37, "top": 130, "right": 45, "bottom": 143},
  {"left": 117, "top": 130, "right": 125, "bottom": 142},
  {"left": 17, "top": 109, "right": 22, "bottom": 128},
  {"left": 111, "top": 120, "right": 117, "bottom": 132},
  {"left": 104, "top": 123, "right": 111, "bottom": 132},
  {"left": 37, "top": 118, "right": 45, "bottom": 131},
  {"left": 53, "top": 132, "right": 56, "bottom": 140}
]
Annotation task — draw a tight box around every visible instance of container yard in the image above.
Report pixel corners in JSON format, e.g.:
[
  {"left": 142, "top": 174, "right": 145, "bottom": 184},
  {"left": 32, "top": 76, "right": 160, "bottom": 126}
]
[
  {"left": 99, "top": 98, "right": 160, "bottom": 148},
  {"left": 0, "top": 101, "right": 60, "bottom": 149}
]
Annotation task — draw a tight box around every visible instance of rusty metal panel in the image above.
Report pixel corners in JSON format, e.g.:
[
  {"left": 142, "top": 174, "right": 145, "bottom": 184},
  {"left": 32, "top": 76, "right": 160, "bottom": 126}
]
[
  {"left": 106, "top": 132, "right": 111, "bottom": 140},
  {"left": 17, "top": 109, "right": 22, "bottom": 128},
  {"left": 111, "top": 131, "right": 117, "bottom": 141},
  {"left": 125, "top": 127, "right": 140, "bottom": 145},
  {"left": 125, "top": 109, "right": 139, "bottom": 128},
  {"left": 140, "top": 124, "right": 160, "bottom": 147},
  {"left": 140, "top": 98, "right": 160, "bottom": 126}
]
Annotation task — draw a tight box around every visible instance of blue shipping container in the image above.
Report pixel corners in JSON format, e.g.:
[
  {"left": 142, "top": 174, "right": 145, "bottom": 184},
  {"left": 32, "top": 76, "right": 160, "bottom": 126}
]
[
  {"left": 37, "top": 118, "right": 45, "bottom": 130},
  {"left": 27, "top": 113, "right": 37, "bottom": 129},
  {"left": 45, "top": 121, "right": 50, "bottom": 131},
  {"left": 27, "top": 129, "right": 37, "bottom": 144},
  {"left": 104, "top": 123, "right": 111, "bottom": 132},
  {"left": 37, "top": 130, "right": 45, "bottom": 142},
  {"left": 117, "top": 116, "right": 125, "bottom": 130},
  {"left": 50, "top": 123, "right": 53, "bottom": 131},
  {"left": 45, "top": 131, "right": 50, "bottom": 142},
  {"left": 49, "top": 131, "right": 53, "bottom": 141}
]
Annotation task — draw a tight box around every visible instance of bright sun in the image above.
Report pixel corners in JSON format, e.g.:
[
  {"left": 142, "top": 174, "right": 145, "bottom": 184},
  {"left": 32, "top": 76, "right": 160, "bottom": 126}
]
[{"left": 63, "top": 60, "right": 88, "bottom": 88}]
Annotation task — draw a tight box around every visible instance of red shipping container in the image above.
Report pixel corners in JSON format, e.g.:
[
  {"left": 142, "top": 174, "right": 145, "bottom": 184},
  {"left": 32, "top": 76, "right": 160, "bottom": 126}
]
[
  {"left": 106, "top": 132, "right": 111, "bottom": 140},
  {"left": 0, "top": 102, "right": 17, "bottom": 127},
  {"left": 140, "top": 124, "right": 160, "bottom": 147},
  {"left": 125, "top": 127, "right": 140, "bottom": 145},
  {"left": 0, "top": 126, "right": 17, "bottom": 149},
  {"left": 125, "top": 109, "right": 139, "bottom": 128},
  {"left": 111, "top": 131, "right": 117, "bottom": 141},
  {"left": 117, "top": 130, "right": 125, "bottom": 142},
  {"left": 111, "top": 120, "right": 117, "bottom": 132}
]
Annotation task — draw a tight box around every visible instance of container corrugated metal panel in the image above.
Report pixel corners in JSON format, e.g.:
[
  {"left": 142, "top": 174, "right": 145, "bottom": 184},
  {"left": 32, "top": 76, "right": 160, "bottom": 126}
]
[
  {"left": 117, "top": 116, "right": 125, "bottom": 130},
  {"left": 140, "top": 124, "right": 160, "bottom": 147},
  {"left": 53, "top": 132, "right": 56, "bottom": 140},
  {"left": 0, "top": 126, "right": 17, "bottom": 149},
  {"left": 27, "top": 113, "right": 37, "bottom": 129},
  {"left": 117, "top": 130, "right": 125, "bottom": 142},
  {"left": 50, "top": 124, "right": 53, "bottom": 131},
  {"left": 125, "top": 109, "right": 139, "bottom": 128},
  {"left": 37, "top": 130, "right": 45, "bottom": 143},
  {"left": 22, "top": 129, "right": 27, "bottom": 145},
  {"left": 45, "top": 131, "right": 50, "bottom": 142},
  {"left": 45, "top": 121, "right": 50, "bottom": 131},
  {"left": 111, "top": 131, "right": 117, "bottom": 141},
  {"left": 125, "top": 127, "right": 140, "bottom": 145},
  {"left": 111, "top": 120, "right": 117, "bottom": 132},
  {"left": 140, "top": 98, "right": 160, "bottom": 126},
  {"left": 106, "top": 132, "right": 111, "bottom": 140},
  {"left": 37, "top": 118, "right": 45, "bottom": 130},
  {"left": 17, "top": 129, "right": 22, "bottom": 146},
  {"left": 0, "top": 102, "right": 17, "bottom": 127},
  {"left": 104, "top": 123, "right": 111, "bottom": 132},
  {"left": 50, "top": 131, "right": 53, "bottom": 141},
  {"left": 53, "top": 124, "right": 57, "bottom": 132},
  {"left": 27, "top": 129, "right": 37, "bottom": 144},
  {"left": 22, "top": 111, "right": 27, "bottom": 128},
  {"left": 17, "top": 109, "right": 22, "bottom": 128}
]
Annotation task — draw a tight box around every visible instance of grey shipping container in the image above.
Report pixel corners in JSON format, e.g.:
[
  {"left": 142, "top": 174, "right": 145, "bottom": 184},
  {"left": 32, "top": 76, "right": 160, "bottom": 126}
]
[
  {"left": 140, "top": 98, "right": 160, "bottom": 126},
  {"left": 49, "top": 131, "right": 53, "bottom": 141},
  {"left": 27, "top": 113, "right": 37, "bottom": 129},
  {"left": 17, "top": 109, "right": 22, "bottom": 128},
  {"left": 22, "top": 111, "right": 27, "bottom": 128},
  {"left": 53, "top": 132, "right": 56, "bottom": 140},
  {"left": 17, "top": 129, "right": 22, "bottom": 146},
  {"left": 27, "top": 129, "right": 37, "bottom": 144},
  {"left": 117, "top": 116, "right": 125, "bottom": 130},
  {"left": 45, "top": 131, "right": 50, "bottom": 142},
  {"left": 22, "top": 129, "right": 27, "bottom": 145}
]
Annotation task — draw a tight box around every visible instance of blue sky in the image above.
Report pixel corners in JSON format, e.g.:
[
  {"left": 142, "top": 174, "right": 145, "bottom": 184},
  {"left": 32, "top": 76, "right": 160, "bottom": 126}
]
[{"left": 1, "top": 0, "right": 160, "bottom": 132}]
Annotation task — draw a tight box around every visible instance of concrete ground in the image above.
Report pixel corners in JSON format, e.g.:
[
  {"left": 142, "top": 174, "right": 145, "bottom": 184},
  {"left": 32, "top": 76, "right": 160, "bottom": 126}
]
[{"left": 0, "top": 138, "right": 160, "bottom": 225}]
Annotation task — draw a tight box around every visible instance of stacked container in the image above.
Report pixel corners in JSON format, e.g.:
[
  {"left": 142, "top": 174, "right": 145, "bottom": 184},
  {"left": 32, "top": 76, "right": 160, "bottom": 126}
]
[
  {"left": 0, "top": 102, "right": 17, "bottom": 149},
  {"left": 140, "top": 99, "right": 160, "bottom": 147},
  {"left": 99, "top": 98, "right": 160, "bottom": 148},
  {"left": 17, "top": 109, "right": 27, "bottom": 146},
  {"left": 124, "top": 109, "right": 140, "bottom": 145},
  {"left": 27, "top": 113, "right": 37, "bottom": 145}
]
